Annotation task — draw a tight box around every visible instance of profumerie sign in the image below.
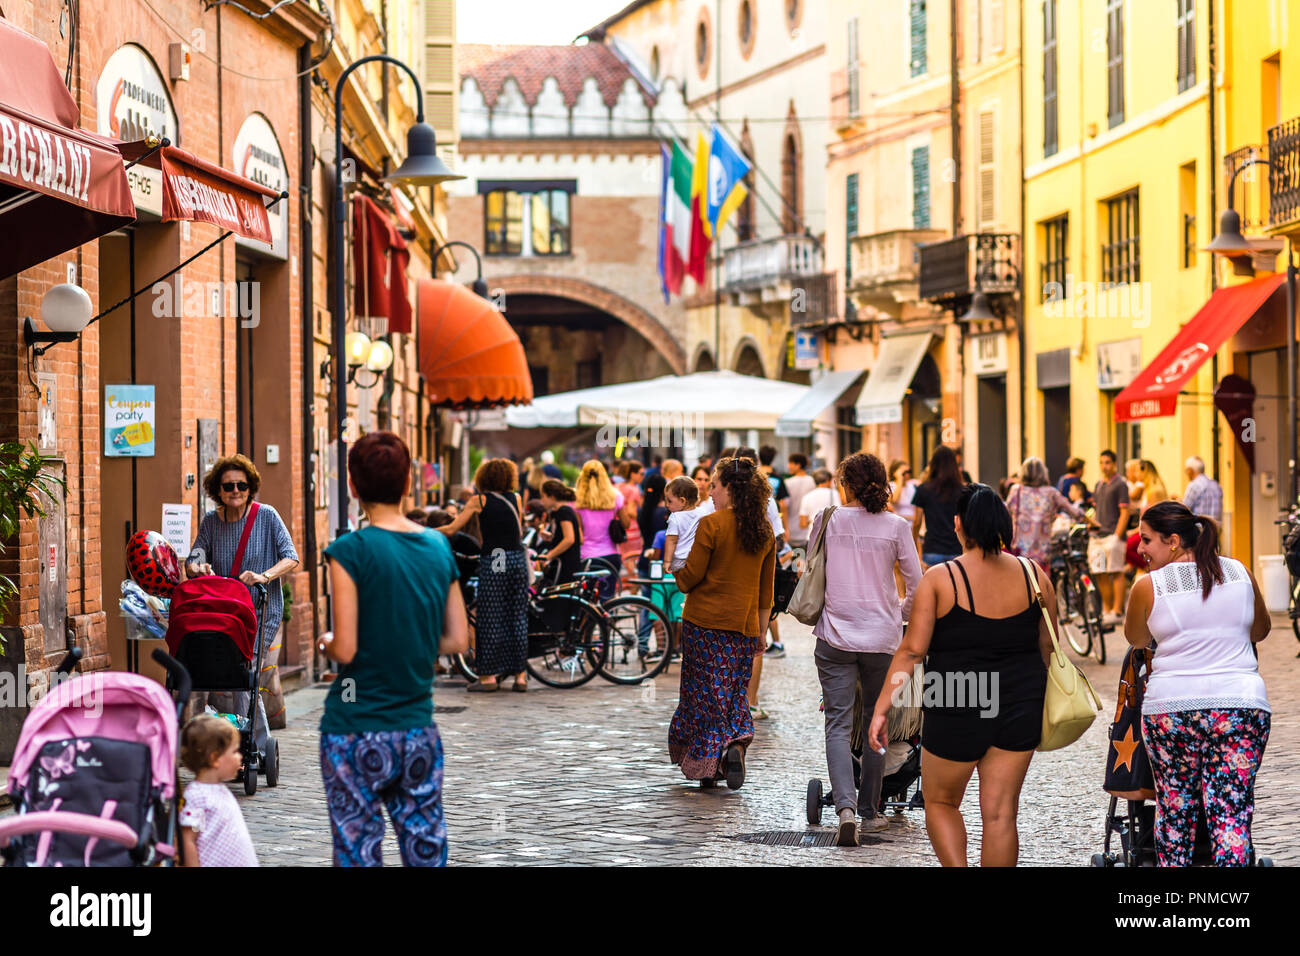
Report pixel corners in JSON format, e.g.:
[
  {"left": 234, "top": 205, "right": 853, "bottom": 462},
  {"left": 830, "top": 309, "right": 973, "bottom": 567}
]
[
  {"left": 96, "top": 43, "right": 178, "bottom": 218},
  {"left": 232, "top": 113, "right": 288, "bottom": 259}
]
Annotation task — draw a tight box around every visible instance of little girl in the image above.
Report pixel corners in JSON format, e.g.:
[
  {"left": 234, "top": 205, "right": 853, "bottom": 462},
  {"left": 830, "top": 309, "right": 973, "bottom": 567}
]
[
  {"left": 178, "top": 715, "right": 259, "bottom": 867},
  {"left": 662, "top": 476, "right": 703, "bottom": 572}
]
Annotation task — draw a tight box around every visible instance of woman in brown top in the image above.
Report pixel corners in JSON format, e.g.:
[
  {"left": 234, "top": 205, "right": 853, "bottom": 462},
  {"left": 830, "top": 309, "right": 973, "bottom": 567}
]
[{"left": 668, "top": 457, "right": 776, "bottom": 789}]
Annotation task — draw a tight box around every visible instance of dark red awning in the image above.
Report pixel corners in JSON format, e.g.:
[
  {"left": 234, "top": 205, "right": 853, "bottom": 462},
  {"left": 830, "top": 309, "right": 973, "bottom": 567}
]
[
  {"left": 116, "top": 141, "right": 279, "bottom": 243},
  {"left": 0, "top": 19, "right": 134, "bottom": 278},
  {"left": 1114, "top": 273, "right": 1286, "bottom": 421},
  {"left": 353, "top": 195, "right": 411, "bottom": 334}
]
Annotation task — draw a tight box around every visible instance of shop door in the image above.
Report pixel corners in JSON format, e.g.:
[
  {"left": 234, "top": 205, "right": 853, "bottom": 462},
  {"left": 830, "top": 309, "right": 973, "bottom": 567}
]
[
  {"left": 1041, "top": 387, "right": 1070, "bottom": 483},
  {"left": 977, "top": 375, "right": 1008, "bottom": 485},
  {"left": 1248, "top": 350, "right": 1285, "bottom": 574}
]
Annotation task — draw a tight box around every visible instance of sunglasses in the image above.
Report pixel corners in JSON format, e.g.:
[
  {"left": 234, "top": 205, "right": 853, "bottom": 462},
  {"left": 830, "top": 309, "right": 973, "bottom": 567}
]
[{"left": 221, "top": 481, "right": 250, "bottom": 492}]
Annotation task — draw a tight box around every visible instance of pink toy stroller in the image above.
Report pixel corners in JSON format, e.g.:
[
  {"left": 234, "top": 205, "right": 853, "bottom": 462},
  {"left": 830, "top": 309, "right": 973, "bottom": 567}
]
[{"left": 0, "top": 646, "right": 191, "bottom": 867}]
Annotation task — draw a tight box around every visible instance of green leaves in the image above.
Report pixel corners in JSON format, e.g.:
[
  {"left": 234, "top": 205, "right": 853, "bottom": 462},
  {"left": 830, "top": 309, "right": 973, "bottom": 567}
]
[{"left": 0, "top": 442, "right": 65, "bottom": 654}]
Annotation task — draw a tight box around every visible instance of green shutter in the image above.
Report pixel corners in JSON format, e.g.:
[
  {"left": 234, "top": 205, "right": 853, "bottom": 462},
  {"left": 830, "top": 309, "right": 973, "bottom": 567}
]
[
  {"left": 911, "top": 146, "right": 930, "bottom": 229},
  {"left": 846, "top": 173, "right": 858, "bottom": 280},
  {"left": 910, "top": 0, "right": 927, "bottom": 77}
]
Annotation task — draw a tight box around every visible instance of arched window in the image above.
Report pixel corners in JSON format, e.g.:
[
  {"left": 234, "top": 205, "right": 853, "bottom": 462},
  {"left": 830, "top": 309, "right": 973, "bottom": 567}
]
[
  {"left": 782, "top": 133, "right": 801, "bottom": 235},
  {"left": 737, "top": 125, "right": 756, "bottom": 241},
  {"left": 651, "top": 46, "right": 660, "bottom": 81}
]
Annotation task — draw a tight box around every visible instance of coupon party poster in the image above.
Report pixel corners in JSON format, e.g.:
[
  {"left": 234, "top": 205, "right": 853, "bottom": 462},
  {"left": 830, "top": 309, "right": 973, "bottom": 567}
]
[{"left": 104, "top": 385, "right": 156, "bottom": 457}]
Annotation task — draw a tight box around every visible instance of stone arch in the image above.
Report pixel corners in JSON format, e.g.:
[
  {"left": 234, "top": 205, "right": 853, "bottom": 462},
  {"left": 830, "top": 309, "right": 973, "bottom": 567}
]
[
  {"left": 692, "top": 343, "right": 717, "bottom": 372},
  {"left": 730, "top": 336, "right": 766, "bottom": 378},
  {"left": 492, "top": 274, "right": 686, "bottom": 373},
  {"left": 781, "top": 100, "right": 804, "bottom": 234}
]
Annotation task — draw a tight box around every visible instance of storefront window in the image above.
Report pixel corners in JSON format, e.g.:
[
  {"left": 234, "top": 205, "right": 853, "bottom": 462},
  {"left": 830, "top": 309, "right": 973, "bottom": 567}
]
[
  {"left": 530, "top": 190, "right": 571, "bottom": 255},
  {"left": 484, "top": 190, "right": 523, "bottom": 255}
]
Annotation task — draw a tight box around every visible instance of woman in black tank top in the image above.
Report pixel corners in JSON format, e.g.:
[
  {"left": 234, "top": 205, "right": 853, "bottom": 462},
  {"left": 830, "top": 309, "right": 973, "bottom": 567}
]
[{"left": 868, "top": 484, "right": 1055, "bottom": 866}]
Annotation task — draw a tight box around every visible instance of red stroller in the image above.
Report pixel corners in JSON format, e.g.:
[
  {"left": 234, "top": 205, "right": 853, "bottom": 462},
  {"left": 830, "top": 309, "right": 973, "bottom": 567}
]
[{"left": 165, "top": 577, "right": 279, "bottom": 794}]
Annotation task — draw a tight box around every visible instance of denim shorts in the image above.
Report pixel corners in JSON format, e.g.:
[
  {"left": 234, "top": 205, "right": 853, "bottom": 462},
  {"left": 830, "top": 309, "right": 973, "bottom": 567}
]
[{"left": 922, "top": 552, "right": 960, "bottom": 567}]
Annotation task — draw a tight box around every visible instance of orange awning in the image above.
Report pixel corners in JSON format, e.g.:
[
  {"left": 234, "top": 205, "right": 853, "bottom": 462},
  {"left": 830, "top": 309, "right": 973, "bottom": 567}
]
[
  {"left": 1114, "top": 273, "right": 1286, "bottom": 421},
  {"left": 417, "top": 278, "right": 532, "bottom": 409}
]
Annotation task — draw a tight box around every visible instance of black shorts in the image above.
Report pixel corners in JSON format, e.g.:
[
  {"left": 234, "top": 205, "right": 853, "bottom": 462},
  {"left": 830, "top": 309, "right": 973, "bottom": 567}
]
[{"left": 921, "top": 688, "right": 1044, "bottom": 763}]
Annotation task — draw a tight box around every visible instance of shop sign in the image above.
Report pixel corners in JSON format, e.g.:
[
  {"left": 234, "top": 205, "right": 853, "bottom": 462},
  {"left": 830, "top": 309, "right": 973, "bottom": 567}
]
[
  {"left": 161, "top": 504, "right": 192, "bottom": 558},
  {"left": 1097, "top": 338, "right": 1142, "bottom": 391},
  {"left": 104, "top": 385, "right": 155, "bottom": 457},
  {"left": 794, "top": 331, "right": 821, "bottom": 370},
  {"left": 96, "top": 44, "right": 178, "bottom": 218},
  {"left": 232, "top": 113, "right": 288, "bottom": 259},
  {"left": 972, "top": 333, "right": 1007, "bottom": 376}
]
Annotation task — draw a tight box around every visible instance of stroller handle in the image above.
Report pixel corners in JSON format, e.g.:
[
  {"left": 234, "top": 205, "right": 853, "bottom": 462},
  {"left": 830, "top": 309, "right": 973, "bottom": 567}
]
[
  {"left": 0, "top": 811, "right": 140, "bottom": 849},
  {"left": 152, "top": 648, "right": 192, "bottom": 704},
  {"left": 55, "top": 646, "right": 83, "bottom": 675}
]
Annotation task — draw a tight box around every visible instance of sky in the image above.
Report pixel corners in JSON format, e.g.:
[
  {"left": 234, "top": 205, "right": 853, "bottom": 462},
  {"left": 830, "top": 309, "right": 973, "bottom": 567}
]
[{"left": 457, "top": 0, "right": 628, "bottom": 45}]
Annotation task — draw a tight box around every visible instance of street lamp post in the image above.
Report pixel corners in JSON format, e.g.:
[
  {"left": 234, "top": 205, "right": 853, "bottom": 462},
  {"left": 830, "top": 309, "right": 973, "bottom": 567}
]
[
  {"left": 1206, "top": 156, "right": 1298, "bottom": 506},
  {"left": 431, "top": 240, "right": 490, "bottom": 299},
  {"left": 332, "top": 54, "right": 462, "bottom": 541}
]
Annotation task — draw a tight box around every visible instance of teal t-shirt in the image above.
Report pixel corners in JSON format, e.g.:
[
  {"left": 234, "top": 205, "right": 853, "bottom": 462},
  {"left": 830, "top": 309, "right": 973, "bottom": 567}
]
[{"left": 321, "top": 526, "right": 459, "bottom": 734}]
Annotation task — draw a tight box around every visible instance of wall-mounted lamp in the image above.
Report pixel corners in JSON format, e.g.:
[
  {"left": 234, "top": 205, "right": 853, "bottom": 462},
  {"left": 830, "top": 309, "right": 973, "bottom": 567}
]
[
  {"left": 24, "top": 283, "right": 93, "bottom": 357},
  {"left": 321, "top": 330, "right": 394, "bottom": 389}
]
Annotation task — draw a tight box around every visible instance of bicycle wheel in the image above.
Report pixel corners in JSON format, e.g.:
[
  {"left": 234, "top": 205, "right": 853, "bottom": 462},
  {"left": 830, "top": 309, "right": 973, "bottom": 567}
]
[
  {"left": 1079, "top": 576, "right": 1107, "bottom": 664},
  {"left": 454, "top": 591, "right": 480, "bottom": 681},
  {"left": 598, "top": 596, "right": 675, "bottom": 684},
  {"left": 524, "top": 594, "right": 608, "bottom": 688},
  {"left": 1063, "top": 574, "right": 1098, "bottom": 659}
]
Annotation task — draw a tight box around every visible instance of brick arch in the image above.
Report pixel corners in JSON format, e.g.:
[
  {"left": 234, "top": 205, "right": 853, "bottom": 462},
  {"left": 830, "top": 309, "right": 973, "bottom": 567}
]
[
  {"left": 730, "top": 336, "right": 766, "bottom": 378},
  {"left": 491, "top": 274, "right": 686, "bottom": 373},
  {"left": 692, "top": 342, "right": 717, "bottom": 371}
]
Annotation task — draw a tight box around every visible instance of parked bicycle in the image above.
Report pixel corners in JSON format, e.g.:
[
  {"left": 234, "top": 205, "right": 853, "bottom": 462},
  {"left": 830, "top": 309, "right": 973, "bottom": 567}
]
[
  {"left": 451, "top": 553, "right": 675, "bottom": 687},
  {"left": 1047, "top": 523, "right": 1109, "bottom": 663},
  {"left": 1275, "top": 507, "right": 1300, "bottom": 650}
]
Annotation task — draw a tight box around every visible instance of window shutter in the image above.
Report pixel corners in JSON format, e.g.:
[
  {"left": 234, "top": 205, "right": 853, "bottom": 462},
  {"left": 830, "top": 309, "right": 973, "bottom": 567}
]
[
  {"left": 910, "top": 0, "right": 928, "bottom": 76},
  {"left": 978, "top": 108, "right": 996, "bottom": 227},
  {"left": 990, "top": 0, "right": 1005, "bottom": 53},
  {"left": 846, "top": 173, "right": 858, "bottom": 280},
  {"left": 424, "top": 0, "right": 458, "bottom": 146},
  {"left": 912, "top": 145, "right": 931, "bottom": 229},
  {"left": 969, "top": 0, "right": 982, "bottom": 63},
  {"left": 847, "top": 17, "right": 860, "bottom": 116}
]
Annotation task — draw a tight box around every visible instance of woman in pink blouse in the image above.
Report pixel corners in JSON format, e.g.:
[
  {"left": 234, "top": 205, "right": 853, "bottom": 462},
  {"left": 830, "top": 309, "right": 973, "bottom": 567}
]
[
  {"left": 1005, "top": 457, "right": 1084, "bottom": 568},
  {"left": 810, "top": 452, "right": 923, "bottom": 846}
]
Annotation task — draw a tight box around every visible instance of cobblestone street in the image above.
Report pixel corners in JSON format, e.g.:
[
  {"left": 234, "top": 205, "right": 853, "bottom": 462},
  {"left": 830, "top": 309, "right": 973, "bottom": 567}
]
[{"left": 240, "top": 614, "right": 1300, "bottom": 866}]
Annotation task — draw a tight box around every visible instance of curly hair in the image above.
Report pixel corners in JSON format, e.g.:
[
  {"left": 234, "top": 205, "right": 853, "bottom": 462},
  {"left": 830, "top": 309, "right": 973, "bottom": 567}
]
[
  {"left": 474, "top": 458, "right": 518, "bottom": 493},
  {"left": 716, "top": 456, "right": 773, "bottom": 555},
  {"left": 202, "top": 453, "right": 261, "bottom": 503},
  {"left": 837, "top": 453, "right": 889, "bottom": 513},
  {"left": 575, "top": 460, "right": 617, "bottom": 511}
]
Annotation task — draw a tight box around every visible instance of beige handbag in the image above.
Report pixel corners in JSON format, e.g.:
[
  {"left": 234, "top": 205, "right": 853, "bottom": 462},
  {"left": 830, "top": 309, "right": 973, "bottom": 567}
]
[
  {"left": 1017, "top": 556, "right": 1101, "bottom": 751},
  {"left": 787, "top": 506, "right": 836, "bottom": 626}
]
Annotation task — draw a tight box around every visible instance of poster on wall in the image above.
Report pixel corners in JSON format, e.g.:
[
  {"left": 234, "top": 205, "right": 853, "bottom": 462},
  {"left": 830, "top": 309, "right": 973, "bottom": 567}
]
[
  {"left": 161, "top": 504, "right": 192, "bottom": 558},
  {"left": 104, "top": 385, "right": 156, "bottom": 457}
]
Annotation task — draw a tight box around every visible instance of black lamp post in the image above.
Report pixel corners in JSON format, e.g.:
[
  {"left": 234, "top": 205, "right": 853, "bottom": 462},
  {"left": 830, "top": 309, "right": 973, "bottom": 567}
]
[
  {"left": 431, "top": 239, "right": 489, "bottom": 298},
  {"left": 1206, "top": 155, "right": 1298, "bottom": 506},
  {"left": 332, "top": 55, "right": 463, "bottom": 540}
]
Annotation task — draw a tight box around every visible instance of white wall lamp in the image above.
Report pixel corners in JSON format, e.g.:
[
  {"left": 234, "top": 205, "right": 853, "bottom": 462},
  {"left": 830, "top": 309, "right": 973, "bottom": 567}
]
[
  {"left": 24, "top": 283, "right": 93, "bottom": 357},
  {"left": 321, "top": 330, "right": 394, "bottom": 389}
]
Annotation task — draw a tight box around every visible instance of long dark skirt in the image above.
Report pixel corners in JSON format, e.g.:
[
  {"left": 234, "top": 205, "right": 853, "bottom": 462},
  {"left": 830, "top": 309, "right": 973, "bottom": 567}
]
[
  {"left": 475, "top": 547, "right": 530, "bottom": 677},
  {"left": 668, "top": 619, "right": 756, "bottom": 779}
]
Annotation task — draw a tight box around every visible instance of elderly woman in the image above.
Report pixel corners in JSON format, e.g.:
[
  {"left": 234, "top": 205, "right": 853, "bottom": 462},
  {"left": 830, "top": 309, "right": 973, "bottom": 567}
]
[
  {"left": 186, "top": 453, "right": 299, "bottom": 748},
  {"left": 1005, "top": 456, "right": 1085, "bottom": 568}
]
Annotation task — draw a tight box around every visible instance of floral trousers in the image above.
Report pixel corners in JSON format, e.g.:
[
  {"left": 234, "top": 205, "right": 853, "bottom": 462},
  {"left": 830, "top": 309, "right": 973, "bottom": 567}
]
[{"left": 1141, "top": 708, "right": 1270, "bottom": 867}]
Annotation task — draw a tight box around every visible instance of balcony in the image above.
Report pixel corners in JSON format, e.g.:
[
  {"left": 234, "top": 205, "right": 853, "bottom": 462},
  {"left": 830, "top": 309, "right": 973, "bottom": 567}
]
[
  {"left": 1225, "top": 144, "right": 1270, "bottom": 232},
  {"left": 918, "top": 233, "right": 1021, "bottom": 307},
  {"left": 1267, "top": 118, "right": 1300, "bottom": 234},
  {"left": 722, "top": 234, "right": 824, "bottom": 306},
  {"left": 789, "top": 271, "right": 837, "bottom": 329},
  {"left": 849, "top": 228, "right": 946, "bottom": 307}
]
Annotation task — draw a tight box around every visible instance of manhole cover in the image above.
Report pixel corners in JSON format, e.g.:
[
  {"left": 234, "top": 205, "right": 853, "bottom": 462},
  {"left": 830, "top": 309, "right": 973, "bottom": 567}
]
[
  {"left": 435, "top": 705, "right": 467, "bottom": 714},
  {"left": 732, "top": 830, "right": 883, "bottom": 848}
]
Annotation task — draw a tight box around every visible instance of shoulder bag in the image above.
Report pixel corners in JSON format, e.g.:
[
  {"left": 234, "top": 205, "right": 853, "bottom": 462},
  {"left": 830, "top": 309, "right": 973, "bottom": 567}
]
[
  {"left": 787, "top": 505, "right": 836, "bottom": 626},
  {"left": 1017, "top": 555, "right": 1101, "bottom": 751}
]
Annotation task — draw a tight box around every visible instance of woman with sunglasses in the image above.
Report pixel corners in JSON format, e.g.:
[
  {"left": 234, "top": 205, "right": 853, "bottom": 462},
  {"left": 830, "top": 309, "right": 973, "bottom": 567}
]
[{"left": 187, "top": 454, "right": 300, "bottom": 748}]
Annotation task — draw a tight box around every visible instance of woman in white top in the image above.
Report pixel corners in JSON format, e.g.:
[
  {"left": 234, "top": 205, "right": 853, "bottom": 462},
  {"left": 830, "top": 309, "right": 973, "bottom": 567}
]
[{"left": 1124, "top": 501, "right": 1271, "bottom": 867}]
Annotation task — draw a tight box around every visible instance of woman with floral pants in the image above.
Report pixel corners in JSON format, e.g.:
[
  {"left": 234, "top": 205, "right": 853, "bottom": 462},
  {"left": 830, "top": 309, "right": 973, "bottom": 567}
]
[{"left": 1124, "top": 502, "right": 1272, "bottom": 867}]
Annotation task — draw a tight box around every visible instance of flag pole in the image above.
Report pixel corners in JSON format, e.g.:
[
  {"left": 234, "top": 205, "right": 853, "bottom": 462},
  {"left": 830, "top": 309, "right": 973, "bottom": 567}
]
[{"left": 713, "top": 0, "right": 722, "bottom": 374}]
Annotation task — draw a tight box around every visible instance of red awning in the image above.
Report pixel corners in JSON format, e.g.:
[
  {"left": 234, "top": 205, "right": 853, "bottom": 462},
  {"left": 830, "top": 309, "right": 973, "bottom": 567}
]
[
  {"left": 0, "top": 19, "right": 135, "bottom": 278},
  {"left": 417, "top": 278, "right": 532, "bottom": 409},
  {"left": 116, "top": 141, "right": 280, "bottom": 243},
  {"left": 1114, "top": 274, "right": 1287, "bottom": 421}
]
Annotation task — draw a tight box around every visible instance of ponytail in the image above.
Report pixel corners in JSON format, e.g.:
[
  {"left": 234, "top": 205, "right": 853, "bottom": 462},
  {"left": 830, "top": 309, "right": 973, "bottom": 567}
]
[{"left": 1141, "top": 500, "right": 1223, "bottom": 599}]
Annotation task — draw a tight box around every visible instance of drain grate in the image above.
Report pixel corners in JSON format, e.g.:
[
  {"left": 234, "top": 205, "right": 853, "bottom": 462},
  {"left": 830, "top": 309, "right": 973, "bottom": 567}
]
[
  {"left": 732, "top": 830, "right": 884, "bottom": 848},
  {"left": 435, "top": 705, "right": 467, "bottom": 714}
]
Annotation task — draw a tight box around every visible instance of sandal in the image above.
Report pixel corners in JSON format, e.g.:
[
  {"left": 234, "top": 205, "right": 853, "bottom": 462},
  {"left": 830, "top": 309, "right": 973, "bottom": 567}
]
[
  {"left": 467, "top": 681, "right": 499, "bottom": 693},
  {"left": 511, "top": 680, "right": 527, "bottom": 693},
  {"left": 749, "top": 705, "right": 769, "bottom": 721}
]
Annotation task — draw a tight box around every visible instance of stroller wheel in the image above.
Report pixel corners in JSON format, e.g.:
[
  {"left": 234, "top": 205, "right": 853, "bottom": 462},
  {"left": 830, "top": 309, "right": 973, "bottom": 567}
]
[
  {"left": 1257, "top": 856, "right": 1273, "bottom": 867},
  {"left": 1090, "top": 853, "right": 1107, "bottom": 868},
  {"left": 806, "top": 779, "right": 824, "bottom": 826},
  {"left": 244, "top": 764, "right": 258, "bottom": 796},
  {"left": 264, "top": 737, "right": 280, "bottom": 788}
]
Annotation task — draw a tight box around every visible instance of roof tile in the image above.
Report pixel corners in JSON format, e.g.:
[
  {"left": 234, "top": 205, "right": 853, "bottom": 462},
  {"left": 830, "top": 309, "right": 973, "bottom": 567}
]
[{"left": 459, "top": 43, "right": 651, "bottom": 110}]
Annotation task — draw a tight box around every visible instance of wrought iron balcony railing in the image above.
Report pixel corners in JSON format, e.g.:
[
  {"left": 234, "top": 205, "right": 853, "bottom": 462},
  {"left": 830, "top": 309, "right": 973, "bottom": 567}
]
[
  {"left": 918, "top": 233, "right": 1020, "bottom": 304},
  {"left": 789, "top": 272, "right": 837, "bottom": 328},
  {"left": 1267, "top": 117, "right": 1300, "bottom": 231}
]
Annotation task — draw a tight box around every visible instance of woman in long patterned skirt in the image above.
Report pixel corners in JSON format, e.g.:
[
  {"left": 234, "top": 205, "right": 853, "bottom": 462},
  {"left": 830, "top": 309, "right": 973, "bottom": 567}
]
[{"left": 669, "top": 457, "right": 775, "bottom": 788}]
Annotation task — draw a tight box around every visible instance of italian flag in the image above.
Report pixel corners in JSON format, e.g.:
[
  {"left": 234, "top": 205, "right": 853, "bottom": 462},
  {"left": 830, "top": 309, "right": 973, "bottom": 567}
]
[
  {"left": 661, "top": 140, "right": 693, "bottom": 296},
  {"left": 688, "top": 130, "right": 711, "bottom": 283}
]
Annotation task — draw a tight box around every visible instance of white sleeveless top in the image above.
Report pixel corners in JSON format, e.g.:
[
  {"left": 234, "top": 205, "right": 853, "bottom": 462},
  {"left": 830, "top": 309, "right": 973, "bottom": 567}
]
[{"left": 1142, "top": 557, "right": 1270, "bottom": 716}]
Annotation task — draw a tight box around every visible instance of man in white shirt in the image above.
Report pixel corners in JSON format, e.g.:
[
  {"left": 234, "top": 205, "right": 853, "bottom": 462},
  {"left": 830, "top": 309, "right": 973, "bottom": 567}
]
[
  {"left": 785, "top": 454, "right": 816, "bottom": 547},
  {"left": 799, "top": 469, "right": 843, "bottom": 533}
]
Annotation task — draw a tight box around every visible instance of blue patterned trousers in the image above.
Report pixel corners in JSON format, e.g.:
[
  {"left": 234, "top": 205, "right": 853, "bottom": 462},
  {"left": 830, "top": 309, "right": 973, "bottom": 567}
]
[{"left": 320, "top": 725, "right": 447, "bottom": 867}]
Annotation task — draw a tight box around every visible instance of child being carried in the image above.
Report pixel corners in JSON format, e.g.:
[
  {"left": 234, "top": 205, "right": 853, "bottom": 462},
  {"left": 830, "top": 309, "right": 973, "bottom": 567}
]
[{"left": 663, "top": 476, "right": 705, "bottom": 574}]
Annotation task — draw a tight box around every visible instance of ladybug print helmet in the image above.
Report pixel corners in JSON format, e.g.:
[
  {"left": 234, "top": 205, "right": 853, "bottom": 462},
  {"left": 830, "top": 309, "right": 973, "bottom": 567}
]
[{"left": 126, "top": 530, "right": 180, "bottom": 598}]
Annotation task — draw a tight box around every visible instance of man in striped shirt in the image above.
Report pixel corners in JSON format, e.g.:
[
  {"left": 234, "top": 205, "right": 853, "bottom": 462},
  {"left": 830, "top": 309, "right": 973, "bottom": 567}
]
[{"left": 1181, "top": 456, "right": 1223, "bottom": 526}]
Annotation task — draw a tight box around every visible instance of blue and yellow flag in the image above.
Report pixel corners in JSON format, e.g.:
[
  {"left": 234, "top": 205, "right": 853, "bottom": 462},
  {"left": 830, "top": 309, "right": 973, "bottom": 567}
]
[{"left": 704, "top": 125, "right": 752, "bottom": 240}]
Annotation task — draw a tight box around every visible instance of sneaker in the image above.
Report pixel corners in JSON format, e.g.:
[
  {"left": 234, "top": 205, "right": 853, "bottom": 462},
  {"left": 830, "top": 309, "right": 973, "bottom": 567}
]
[
  {"left": 644, "top": 649, "right": 664, "bottom": 663},
  {"left": 860, "top": 814, "right": 890, "bottom": 832},
  {"left": 835, "top": 812, "right": 858, "bottom": 847},
  {"left": 764, "top": 642, "right": 787, "bottom": 659},
  {"left": 1102, "top": 612, "right": 1123, "bottom": 627}
]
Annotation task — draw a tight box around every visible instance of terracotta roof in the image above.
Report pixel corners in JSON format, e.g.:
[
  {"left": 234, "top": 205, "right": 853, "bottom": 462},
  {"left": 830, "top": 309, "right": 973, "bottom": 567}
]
[{"left": 459, "top": 43, "right": 651, "bottom": 110}]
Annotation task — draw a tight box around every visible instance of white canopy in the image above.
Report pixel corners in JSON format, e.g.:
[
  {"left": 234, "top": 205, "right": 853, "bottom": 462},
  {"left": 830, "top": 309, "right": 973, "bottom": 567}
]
[{"left": 503, "top": 370, "right": 811, "bottom": 431}]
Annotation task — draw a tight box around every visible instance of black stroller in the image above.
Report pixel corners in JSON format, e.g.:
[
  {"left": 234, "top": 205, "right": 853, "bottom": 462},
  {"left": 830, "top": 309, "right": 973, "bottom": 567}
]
[{"left": 807, "top": 679, "right": 924, "bottom": 825}]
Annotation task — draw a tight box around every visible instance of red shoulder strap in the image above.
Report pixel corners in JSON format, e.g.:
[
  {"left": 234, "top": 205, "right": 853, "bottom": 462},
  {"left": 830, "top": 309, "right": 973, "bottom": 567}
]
[{"left": 230, "top": 501, "right": 260, "bottom": 578}]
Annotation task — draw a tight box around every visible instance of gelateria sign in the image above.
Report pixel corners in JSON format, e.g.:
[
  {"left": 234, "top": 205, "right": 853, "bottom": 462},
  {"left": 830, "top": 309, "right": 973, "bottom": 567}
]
[
  {"left": 96, "top": 43, "right": 178, "bottom": 217},
  {"left": 232, "top": 114, "right": 288, "bottom": 259}
]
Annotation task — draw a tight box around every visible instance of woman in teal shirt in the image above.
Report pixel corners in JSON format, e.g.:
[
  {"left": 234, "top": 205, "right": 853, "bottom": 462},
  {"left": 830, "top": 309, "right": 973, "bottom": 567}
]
[{"left": 319, "top": 431, "right": 468, "bottom": 866}]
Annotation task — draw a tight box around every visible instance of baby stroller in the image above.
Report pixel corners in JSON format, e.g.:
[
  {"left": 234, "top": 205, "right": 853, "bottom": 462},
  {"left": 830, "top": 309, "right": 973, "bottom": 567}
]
[
  {"left": 807, "top": 677, "right": 924, "bottom": 825},
  {"left": 0, "top": 646, "right": 191, "bottom": 866},
  {"left": 166, "top": 577, "right": 277, "bottom": 795},
  {"left": 1091, "top": 647, "right": 1272, "bottom": 867}
]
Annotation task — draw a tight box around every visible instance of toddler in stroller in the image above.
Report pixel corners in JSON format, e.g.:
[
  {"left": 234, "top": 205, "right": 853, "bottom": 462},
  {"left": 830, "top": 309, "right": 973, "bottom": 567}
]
[{"left": 0, "top": 646, "right": 191, "bottom": 866}]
